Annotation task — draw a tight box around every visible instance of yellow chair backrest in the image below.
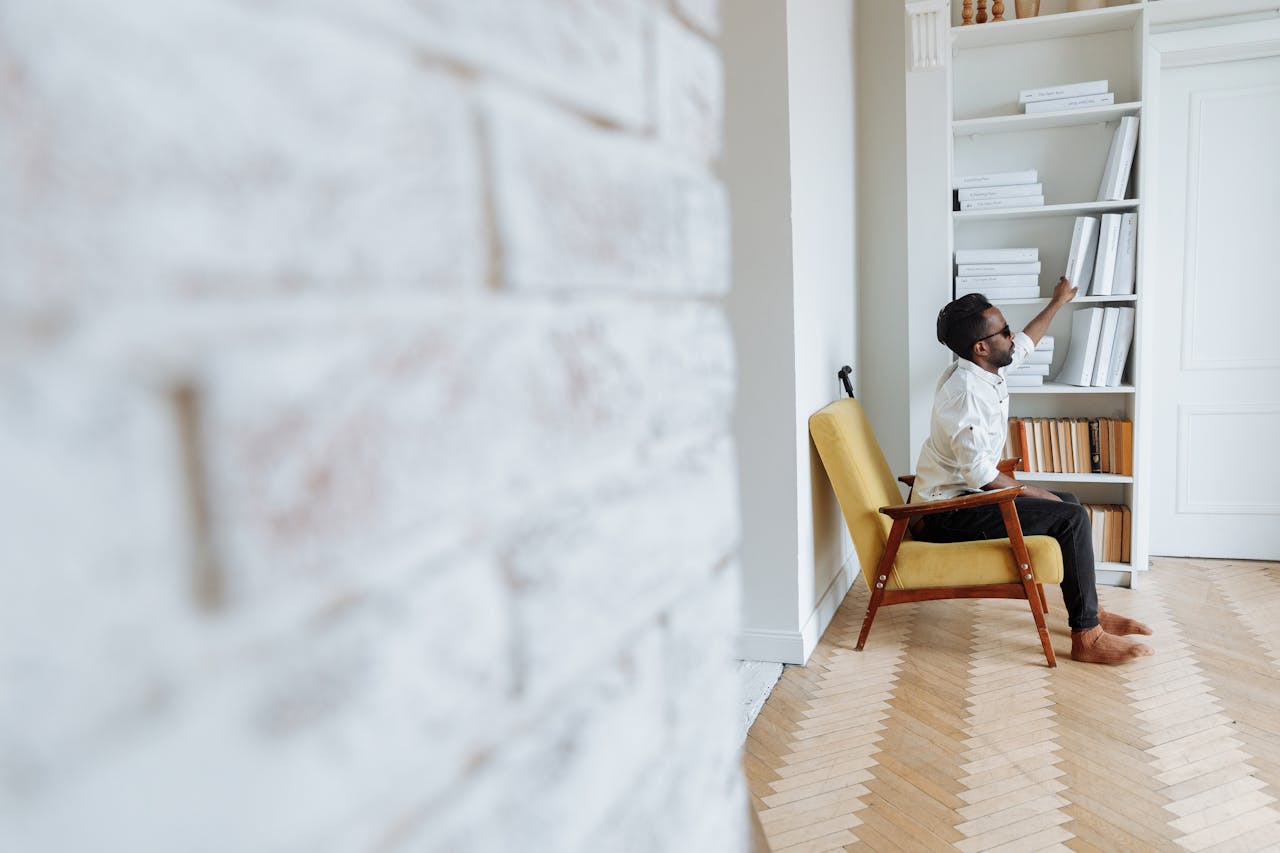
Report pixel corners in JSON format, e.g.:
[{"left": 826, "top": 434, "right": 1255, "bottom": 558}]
[{"left": 809, "top": 398, "right": 906, "bottom": 591}]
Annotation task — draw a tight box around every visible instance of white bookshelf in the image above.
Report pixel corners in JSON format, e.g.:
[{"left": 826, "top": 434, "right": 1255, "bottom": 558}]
[
  {"left": 948, "top": 1, "right": 1148, "bottom": 585},
  {"left": 1017, "top": 472, "right": 1133, "bottom": 484},
  {"left": 1010, "top": 384, "right": 1136, "bottom": 395}
]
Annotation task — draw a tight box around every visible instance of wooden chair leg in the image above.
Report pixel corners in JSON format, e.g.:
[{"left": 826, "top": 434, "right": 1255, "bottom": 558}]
[
  {"left": 1038, "top": 584, "right": 1049, "bottom": 614},
  {"left": 855, "top": 587, "right": 884, "bottom": 651},
  {"left": 857, "top": 520, "right": 907, "bottom": 651},
  {"left": 1000, "top": 503, "right": 1057, "bottom": 667}
]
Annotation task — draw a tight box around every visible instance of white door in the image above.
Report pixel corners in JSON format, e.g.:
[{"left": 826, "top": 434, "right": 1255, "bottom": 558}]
[{"left": 1149, "top": 50, "right": 1280, "bottom": 559}]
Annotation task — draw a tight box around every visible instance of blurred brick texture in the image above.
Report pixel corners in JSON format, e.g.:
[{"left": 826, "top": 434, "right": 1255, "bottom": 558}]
[{"left": 0, "top": 0, "right": 745, "bottom": 850}]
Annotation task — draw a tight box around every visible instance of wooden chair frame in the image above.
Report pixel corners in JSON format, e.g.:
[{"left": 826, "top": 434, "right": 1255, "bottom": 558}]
[{"left": 860, "top": 458, "right": 1057, "bottom": 667}]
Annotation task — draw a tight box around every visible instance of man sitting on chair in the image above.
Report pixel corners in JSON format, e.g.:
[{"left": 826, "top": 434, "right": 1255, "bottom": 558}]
[{"left": 912, "top": 278, "right": 1154, "bottom": 665}]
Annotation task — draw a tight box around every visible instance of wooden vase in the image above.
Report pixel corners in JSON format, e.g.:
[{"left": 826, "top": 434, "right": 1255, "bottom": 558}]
[{"left": 1015, "top": 0, "right": 1040, "bottom": 17}]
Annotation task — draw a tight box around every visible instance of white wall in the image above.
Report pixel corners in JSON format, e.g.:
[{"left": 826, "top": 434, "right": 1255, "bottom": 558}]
[
  {"left": 787, "top": 0, "right": 859, "bottom": 644},
  {"left": 0, "top": 2, "right": 748, "bottom": 850},
  {"left": 725, "top": 0, "right": 857, "bottom": 664},
  {"left": 724, "top": 0, "right": 802, "bottom": 657},
  {"left": 856, "top": 1, "right": 951, "bottom": 477}
]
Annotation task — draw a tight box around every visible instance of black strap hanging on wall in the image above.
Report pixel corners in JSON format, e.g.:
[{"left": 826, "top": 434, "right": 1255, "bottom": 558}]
[{"left": 838, "top": 365, "right": 855, "bottom": 399}]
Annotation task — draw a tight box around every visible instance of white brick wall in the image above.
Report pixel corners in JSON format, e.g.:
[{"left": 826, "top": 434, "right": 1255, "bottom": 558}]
[{"left": 0, "top": 0, "right": 744, "bottom": 850}]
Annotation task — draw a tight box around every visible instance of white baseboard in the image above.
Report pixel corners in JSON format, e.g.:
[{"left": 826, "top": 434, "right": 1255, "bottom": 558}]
[{"left": 736, "top": 555, "right": 859, "bottom": 665}]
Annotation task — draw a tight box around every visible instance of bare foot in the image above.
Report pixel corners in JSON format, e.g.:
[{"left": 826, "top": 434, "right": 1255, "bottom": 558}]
[
  {"left": 1071, "top": 625, "right": 1154, "bottom": 665},
  {"left": 1099, "top": 609, "right": 1153, "bottom": 636}
]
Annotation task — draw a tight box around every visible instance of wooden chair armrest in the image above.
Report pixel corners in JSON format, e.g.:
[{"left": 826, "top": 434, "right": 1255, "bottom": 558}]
[
  {"left": 998, "top": 457, "right": 1022, "bottom": 475},
  {"left": 898, "top": 475, "right": 916, "bottom": 487},
  {"left": 879, "top": 486, "right": 1024, "bottom": 519}
]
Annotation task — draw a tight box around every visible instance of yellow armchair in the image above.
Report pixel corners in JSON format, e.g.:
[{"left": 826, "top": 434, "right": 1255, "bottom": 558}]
[{"left": 809, "top": 396, "right": 1064, "bottom": 667}]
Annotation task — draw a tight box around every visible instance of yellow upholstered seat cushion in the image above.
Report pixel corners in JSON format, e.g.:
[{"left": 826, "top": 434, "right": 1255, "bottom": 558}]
[{"left": 890, "top": 535, "right": 1063, "bottom": 590}]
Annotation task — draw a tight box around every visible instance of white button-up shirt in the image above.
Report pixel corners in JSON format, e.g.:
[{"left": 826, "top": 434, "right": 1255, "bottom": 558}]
[{"left": 911, "top": 331, "right": 1034, "bottom": 503}]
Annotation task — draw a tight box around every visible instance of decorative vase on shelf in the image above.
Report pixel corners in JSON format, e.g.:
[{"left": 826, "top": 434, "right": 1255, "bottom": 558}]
[
  {"left": 1070, "top": 0, "right": 1105, "bottom": 10},
  {"left": 1015, "top": 0, "right": 1040, "bottom": 17}
]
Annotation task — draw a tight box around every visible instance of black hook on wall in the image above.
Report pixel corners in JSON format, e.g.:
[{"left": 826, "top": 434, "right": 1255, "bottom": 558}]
[{"left": 838, "top": 365, "right": 855, "bottom": 399}]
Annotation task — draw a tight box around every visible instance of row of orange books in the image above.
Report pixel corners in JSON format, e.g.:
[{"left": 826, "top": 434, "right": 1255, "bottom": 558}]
[
  {"left": 1004, "top": 417, "right": 1133, "bottom": 475},
  {"left": 1085, "top": 503, "right": 1131, "bottom": 564}
]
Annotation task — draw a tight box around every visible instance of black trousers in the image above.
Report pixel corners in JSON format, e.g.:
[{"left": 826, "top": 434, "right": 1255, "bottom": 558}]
[{"left": 914, "top": 491, "right": 1099, "bottom": 631}]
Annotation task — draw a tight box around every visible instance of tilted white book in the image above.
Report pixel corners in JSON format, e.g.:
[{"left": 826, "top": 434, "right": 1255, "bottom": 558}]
[
  {"left": 1091, "top": 307, "right": 1122, "bottom": 387},
  {"left": 957, "top": 184, "right": 1044, "bottom": 202},
  {"left": 956, "top": 274, "right": 1039, "bottom": 287},
  {"left": 1024, "top": 93, "right": 1115, "bottom": 114},
  {"left": 1036, "top": 335, "right": 1054, "bottom": 351},
  {"left": 1024, "top": 350, "right": 1053, "bottom": 365},
  {"left": 954, "top": 169, "right": 1038, "bottom": 189},
  {"left": 1089, "top": 213, "right": 1123, "bottom": 296},
  {"left": 1105, "top": 307, "right": 1137, "bottom": 386},
  {"left": 1019, "top": 79, "right": 1108, "bottom": 104},
  {"left": 957, "top": 262, "right": 1042, "bottom": 276},
  {"left": 1112, "top": 212, "right": 1138, "bottom": 295},
  {"left": 1097, "top": 116, "right": 1140, "bottom": 201},
  {"left": 1063, "top": 216, "right": 1100, "bottom": 294},
  {"left": 955, "top": 248, "right": 1039, "bottom": 264},
  {"left": 1057, "top": 307, "right": 1105, "bottom": 386},
  {"left": 960, "top": 196, "right": 1045, "bottom": 211}
]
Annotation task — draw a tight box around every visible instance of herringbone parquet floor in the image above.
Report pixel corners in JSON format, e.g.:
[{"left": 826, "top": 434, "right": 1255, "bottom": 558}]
[{"left": 745, "top": 558, "right": 1280, "bottom": 852}]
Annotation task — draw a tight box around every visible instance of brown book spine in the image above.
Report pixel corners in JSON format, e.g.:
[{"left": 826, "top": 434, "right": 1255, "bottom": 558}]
[
  {"left": 1088, "top": 418, "right": 1102, "bottom": 474},
  {"left": 1120, "top": 419, "right": 1134, "bottom": 476},
  {"left": 1100, "top": 417, "right": 1111, "bottom": 471},
  {"left": 1121, "top": 505, "right": 1132, "bottom": 564}
]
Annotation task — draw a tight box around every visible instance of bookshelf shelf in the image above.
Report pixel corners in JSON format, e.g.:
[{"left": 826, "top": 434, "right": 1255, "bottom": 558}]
[
  {"left": 953, "top": 102, "right": 1142, "bottom": 136},
  {"left": 1016, "top": 472, "right": 1133, "bottom": 484},
  {"left": 989, "top": 294, "right": 1137, "bottom": 307},
  {"left": 954, "top": 199, "right": 1139, "bottom": 222},
  {"left": 1010, "top": 384, "right": 1136, "bottom": 395},
  {"left": 951, "top": 5, "right": 1143, "bottom": 49}
]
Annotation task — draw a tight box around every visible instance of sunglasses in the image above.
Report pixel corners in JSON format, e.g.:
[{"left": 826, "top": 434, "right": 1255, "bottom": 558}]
[{"left": 972, "top": 324, "right": 1011, "bottom": 346}]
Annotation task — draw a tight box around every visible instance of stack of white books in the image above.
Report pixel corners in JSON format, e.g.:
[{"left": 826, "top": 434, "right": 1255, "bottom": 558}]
[
  {"left": 1020, "top": 79, "right": 1113, "bottom": 114},
  {"left": 954, "top": 247, "right": 1041, "bottom": 300},
  {"left": 1055, "top": 306, "right": 1136, "bottom": 387},
  {"left": 1063, "top": 213, "right": 1138, "bottom": 297},
  {"left": 1007, "top": 336, "right": 1054, "bottom": 387},
  {"left": 954, "top": 169, "right": 1044, "bottom": 212}
]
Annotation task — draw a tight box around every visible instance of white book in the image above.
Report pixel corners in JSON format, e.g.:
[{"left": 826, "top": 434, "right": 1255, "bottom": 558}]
[
  {"left": 1024, "top": 92, "right": 1115, "bottom": 114},
  {"left": 1009, "top": 363, "right": 1051, "bottom": 376},
  {"left": 960, "top": 195, "right": 1045, "bottom": 211},
  {"left": 1105, "top": 307, "right": 1136, "bottom": 386},
  {"left": 1006, "top": 374, "right": 1044, "bottom": 387},
  {"left": 1112, "top": 212, "right": 1138, "bottom": 296},
  {"left": 1057, "top": 308, "right": 1105, "bottom": 386},
  {"left": 1064, "top": 216, "right": 1099, "bottom": 294},
  {"left": 1024, "top": 350, "right": 1053, "bottom": 365},
  {"left": 955, "top": 274, "right": 1039, "bottom": 287},
  {"left": 957, "top": 184, "right": 1044, "bottom": 202},
  {"left": 1090, "top": 213, "right": 1123, "bottom": 296},
  {"left": 1097, "top": 115, "right": 1140, "bottom": 201},
  {"left": 1020, "top": 80, "right": 1109, "bottom": 104},
  {"left": 1036, "top": 335, "right": 1054, "bottom": 351},
  {"left": 957, "top": 262, "right": 1042, "bottom": 276},
  {"left": 1091, "top": 307, "right": 1121, "bottom": 387},
  {"left": 953, "top": 169, "right": 1038, "bottom": 189},
  {"left": 957, "top": 285, "right": 1040, "bottom": 300},
  {"left": 955, "top": 248, "right": 1039, "bottom": 264}
]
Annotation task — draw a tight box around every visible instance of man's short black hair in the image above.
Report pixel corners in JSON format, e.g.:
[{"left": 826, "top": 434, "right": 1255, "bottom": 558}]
[{"left": 937, "top": 293, "right": 993, "bottom": 360}]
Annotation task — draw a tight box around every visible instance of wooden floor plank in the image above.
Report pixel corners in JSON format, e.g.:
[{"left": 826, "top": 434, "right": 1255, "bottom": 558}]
[{"left": 745, "top": 559, "right": 1280, "bottom": 852}]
